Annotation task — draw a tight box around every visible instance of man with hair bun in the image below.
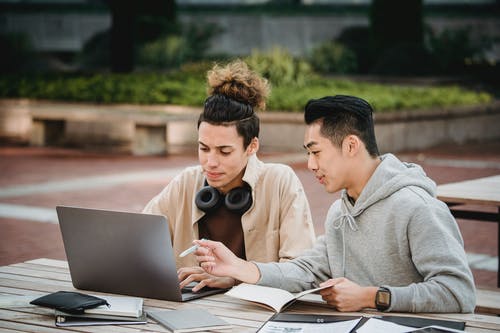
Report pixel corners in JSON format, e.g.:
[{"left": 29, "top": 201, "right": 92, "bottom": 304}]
[
  {"left": 143, "top": 60, "right": 315, "bottom": 291},
  {"left": 193, "top": 94, "right": 476, "bottom": 313}
]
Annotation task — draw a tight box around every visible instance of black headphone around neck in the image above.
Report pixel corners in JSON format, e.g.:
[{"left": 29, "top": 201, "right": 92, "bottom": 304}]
[{"left": 195, "top": 182, "right": 253, "bottom": 215}]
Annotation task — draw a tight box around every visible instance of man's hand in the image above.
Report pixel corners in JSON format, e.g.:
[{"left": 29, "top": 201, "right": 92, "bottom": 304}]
[
  {"left": 178, "top": 266, "right": 236, "bottom": 291},
  {"left": 319, "top": 277, "right": 377, "bottom": 312},
  {"left": 194, "top": 239, "right": 260, "bottom": 283}
]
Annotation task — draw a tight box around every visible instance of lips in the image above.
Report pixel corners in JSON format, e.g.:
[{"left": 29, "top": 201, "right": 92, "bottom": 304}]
[
  {"left": 205, "top": 171, "right": 223, "bottom": 180},
  {"left": 316, "top": 175, "right": 325, "bottom": 184}
]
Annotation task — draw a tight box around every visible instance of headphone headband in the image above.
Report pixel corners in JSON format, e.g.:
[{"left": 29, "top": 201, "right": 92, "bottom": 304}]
[{"left": 195, "top": 183, "right": 252, "bottom": 215}]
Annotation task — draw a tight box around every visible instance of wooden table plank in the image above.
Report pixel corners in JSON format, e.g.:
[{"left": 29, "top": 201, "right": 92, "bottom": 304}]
[
  {"left": 436, "top": 175, "right": 500, "bottom": 287},
  {"left": 475, "top": 288, "right": 500, "bottom": 315},
  {"left": 0, "top": 266, "right": 71, "bottom": 282},
  {"left": 2, "top": 259, "right": 500, "bottom": 332},
  {"left": 437, "top": 175, "right": 500, "bottom": 206},
  {"left": 25, "top": 258, "right": 69, "bottom": 269},
  {"left": 14, "top": 262, "right": 71, "bottom": 275}
]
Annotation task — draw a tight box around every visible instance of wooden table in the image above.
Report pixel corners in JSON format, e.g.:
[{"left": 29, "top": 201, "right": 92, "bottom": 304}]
[
  {"left": 1, "top": 259, "right": 500, "bottom": 332},
  {"left": 437, "top": 175, "right": 500, "bottom": 287}
]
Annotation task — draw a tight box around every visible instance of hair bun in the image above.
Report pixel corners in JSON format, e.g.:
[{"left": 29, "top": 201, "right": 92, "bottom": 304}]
[{"left": 207, "top": 60, "right": 270, "bottom": 111}]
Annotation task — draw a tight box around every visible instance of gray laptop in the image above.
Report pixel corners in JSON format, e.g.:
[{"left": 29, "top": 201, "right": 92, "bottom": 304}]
[{"left": 56, "top": 205, "right": 226, "bottom": 301}]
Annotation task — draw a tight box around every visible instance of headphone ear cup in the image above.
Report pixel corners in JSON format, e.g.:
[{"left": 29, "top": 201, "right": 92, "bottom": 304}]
[
  {"left": 225, "top": 187, "right": 253, "bottom": 215},
  {"left": 195, "top": 186, "right": 222, "bottom": 212}
]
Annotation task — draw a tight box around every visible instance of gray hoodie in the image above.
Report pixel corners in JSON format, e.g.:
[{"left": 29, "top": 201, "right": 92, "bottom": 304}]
[{"left": 256, "top": 153, "right": 476, "bottom": 313}]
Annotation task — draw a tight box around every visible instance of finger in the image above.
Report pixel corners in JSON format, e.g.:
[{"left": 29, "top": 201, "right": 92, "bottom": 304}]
[
  {"left": 331, "top": 277, "right": 346, "bottom": 284},
  {"left": 179, "top": 275, "right": 196, "bottom": 289},
  {"left": 192, "top": 280, "right": 208, "bottom": 292},
  {"left": 324, "top": 298, "right": 338, "bottom": 308},
  {"left": 188, "top": 273, "right": 210, "bottom": 283},
  {"left": 178, "top": 271, "right": 187, "bottom": 281},
  {"left": 177, "top": 267, "right": 201, "bottom": 280},
  {"left": 320, "top": 280, "right": 335, "bottom": 288},
  {"left": 200, "top": 262, "right": 215, "bottom": 271},
  {"left": 178, "top": 269, "right": 191, "bottom": 281},
  {"left": 194, "top": 239, "right": 219, "bottom": 248},
  {"left": 319, "top": 289, "right": 330, "bottom": 296},
  {"left": 195, "top": 254, "right": 215, "bottom": 263},
  {"left": 194, "top": 246, "right": 211, "bottom": 256}
]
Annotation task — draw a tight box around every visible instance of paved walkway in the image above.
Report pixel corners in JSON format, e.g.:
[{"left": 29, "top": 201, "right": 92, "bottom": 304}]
[{"left": 1, "top": 141, "right": 499, "bottom": 288}]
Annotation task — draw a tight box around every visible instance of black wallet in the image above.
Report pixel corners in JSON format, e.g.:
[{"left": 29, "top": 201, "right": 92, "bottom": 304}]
[{"left": 30, "top": 291, "right": 109, "bottom": 314}]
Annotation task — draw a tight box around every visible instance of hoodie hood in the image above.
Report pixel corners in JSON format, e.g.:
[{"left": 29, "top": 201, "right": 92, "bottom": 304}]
[
  {"left": 331, "top": 153, "right": 437, "bottom": 276},
  {"left": 342, "top": 153, "right": 436, "bottom": 217}
]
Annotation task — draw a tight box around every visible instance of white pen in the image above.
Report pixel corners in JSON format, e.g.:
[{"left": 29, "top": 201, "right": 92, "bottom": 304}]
[{"left": 179, "top": 238, "right": 207, "bottom": 258}]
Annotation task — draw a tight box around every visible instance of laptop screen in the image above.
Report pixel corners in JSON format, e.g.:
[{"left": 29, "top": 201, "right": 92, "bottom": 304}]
[{"left": 56, "top": 206, "right": 225, "bottom": 301}]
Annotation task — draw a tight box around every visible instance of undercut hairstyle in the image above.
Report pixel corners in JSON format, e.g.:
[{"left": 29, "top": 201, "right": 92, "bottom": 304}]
[
  {"left": 304, "top": 95, "right": 379, "bottom": 157},
  {"left": 198, "top": 59, "right": 270, "bottom": 148}
]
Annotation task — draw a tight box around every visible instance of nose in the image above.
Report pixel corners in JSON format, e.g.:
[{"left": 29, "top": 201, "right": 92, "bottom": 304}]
[
  {"left": 307, "top": 154, "right": 318, "bottom": 172},
  {"left": 206, "top": 152, "right": 219, "bottom": 167}
]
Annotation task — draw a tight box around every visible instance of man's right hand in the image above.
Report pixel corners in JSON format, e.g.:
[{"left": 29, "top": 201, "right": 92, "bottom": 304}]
[
  {"left": 193, "top": 239, "right": 260, "bottom": 284},
  {"left": 178, "top": 266, "right": 236, "bottom": 291}
]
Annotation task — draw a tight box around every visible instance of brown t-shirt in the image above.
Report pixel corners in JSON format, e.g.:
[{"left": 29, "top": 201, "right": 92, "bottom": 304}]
[{"left": 198, "top": 205, "right": 246, "bottom": 260}]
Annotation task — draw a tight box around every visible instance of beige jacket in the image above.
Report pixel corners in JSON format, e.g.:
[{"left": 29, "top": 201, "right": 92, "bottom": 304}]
[{"left": 143, "top": 154, "right": 316, "bottom": 269}]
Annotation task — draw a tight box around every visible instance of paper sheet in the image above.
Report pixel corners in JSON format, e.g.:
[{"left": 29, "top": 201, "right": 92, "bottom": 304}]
[{"left": 258, "top": 318, "right": 361, "bottom": 333}]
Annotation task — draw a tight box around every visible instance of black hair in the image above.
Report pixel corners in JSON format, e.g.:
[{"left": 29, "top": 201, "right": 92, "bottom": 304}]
[
  {"left": 197, "top": 60, "right": 269, "bottom": 149},
  {"left": 197, "top": 94, "right": 259, "bottom": 148},
  {"left": 304, "top": 95, "right": 379, "bottom": 157}
]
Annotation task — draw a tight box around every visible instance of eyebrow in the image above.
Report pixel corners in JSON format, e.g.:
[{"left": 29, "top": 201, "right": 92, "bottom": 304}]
[
  {"left": 303, "top": 141, "right": 318, "bottom": 149},
  {"left": 198, "top": 141, "right": 234, "bottom": 149}
]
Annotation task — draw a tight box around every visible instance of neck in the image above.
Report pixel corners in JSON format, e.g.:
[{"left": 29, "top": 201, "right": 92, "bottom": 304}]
[
  {"left": 218, "top": 168, "right": 246, "bottom": 194},
  {"left": 346, "top": 155, "right": 381, "bottom": 201}
]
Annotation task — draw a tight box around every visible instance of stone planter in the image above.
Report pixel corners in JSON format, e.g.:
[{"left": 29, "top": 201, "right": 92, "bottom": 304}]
[
  {"left": 0, "top": 99, "right": 32, "bottom": 144},
  {"left": 0, "top": 99, "right": 499, "bottom": 155}
]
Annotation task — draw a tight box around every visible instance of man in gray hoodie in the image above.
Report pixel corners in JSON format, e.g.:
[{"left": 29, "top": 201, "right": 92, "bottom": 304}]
[{"left": 193, "top": 95, "right": 476, "bottom": 313}]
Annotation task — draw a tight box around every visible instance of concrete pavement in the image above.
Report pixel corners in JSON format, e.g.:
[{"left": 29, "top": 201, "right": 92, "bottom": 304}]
[{"left": 1, "top": 141, "right": 499, "bottom": 288}]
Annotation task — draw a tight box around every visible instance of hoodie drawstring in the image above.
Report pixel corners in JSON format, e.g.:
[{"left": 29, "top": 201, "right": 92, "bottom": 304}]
[{"left": 333, "top": 209, "right": 359, "bottom": 276}]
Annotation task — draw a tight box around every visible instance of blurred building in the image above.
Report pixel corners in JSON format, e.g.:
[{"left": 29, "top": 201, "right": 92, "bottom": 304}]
[{"left": 0, "top": 0, "right": 498, "bottom": 60}]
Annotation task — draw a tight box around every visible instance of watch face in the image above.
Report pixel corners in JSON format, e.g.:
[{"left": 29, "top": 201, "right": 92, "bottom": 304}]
[
  {"left": 376, "top": 288, "right": 391, "bottom": 311},
  {"left": 377, "top": 290, "right": 390, "bottom": 306}
]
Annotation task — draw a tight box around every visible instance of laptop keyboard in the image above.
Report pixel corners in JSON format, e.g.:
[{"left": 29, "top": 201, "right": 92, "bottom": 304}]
[{"left": 181, "top": 282, "right": 220, "bottom": 294}]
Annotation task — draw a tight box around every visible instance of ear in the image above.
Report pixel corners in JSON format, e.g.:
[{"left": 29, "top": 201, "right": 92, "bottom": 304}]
[
  {"left": 343, "top": 135, "right": 361, "bottom": 156},
  {"left": 246, "top": 137, "right": 259, "bottom": 155}
]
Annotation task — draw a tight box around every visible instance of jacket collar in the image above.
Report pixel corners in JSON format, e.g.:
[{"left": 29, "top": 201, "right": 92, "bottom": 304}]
[{"left": 242, "top": 154, "right": 262, "bottom": 190}]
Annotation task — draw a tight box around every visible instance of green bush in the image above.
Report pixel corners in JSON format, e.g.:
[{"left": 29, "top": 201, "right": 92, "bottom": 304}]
[
  {"left": 136, "top": 22, "right": 223, "bottom": 70},
  {"left": 182, "top": 21, "right": 224, "bottom": 62},
  {"left": 268, "top": 77, "right": 492, "bottom": 112},
  {"left": 245, "top": 47, "right": 314, "bottom": 86},
  {"left": 0, "top": 72, "right": 206, "bottom": 105},
  {"left": 0, "top": 63, "right": 492, "bottom": 111},
  {"left": 335, "top": 26, "right": 373, "bottom": 73},
  {"left": 371, "top": 43, "right": 437, "bottom": 76},
  {"left": 308, "top": 42, "right": 357, "bottom": 74},
  {"left": 76, "top": 30, "right": 111, "bottom": 70},
  {"left": 425, "top": 26, "right": 492, "bottom": 74},
  {"left": 137, "top": 36, "right": 188, "bottom": 69}
]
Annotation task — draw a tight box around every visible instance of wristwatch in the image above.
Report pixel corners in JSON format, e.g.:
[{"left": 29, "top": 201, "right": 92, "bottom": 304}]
[{"left": 375, "top": 287, "right": 391, "bottom": 311}]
